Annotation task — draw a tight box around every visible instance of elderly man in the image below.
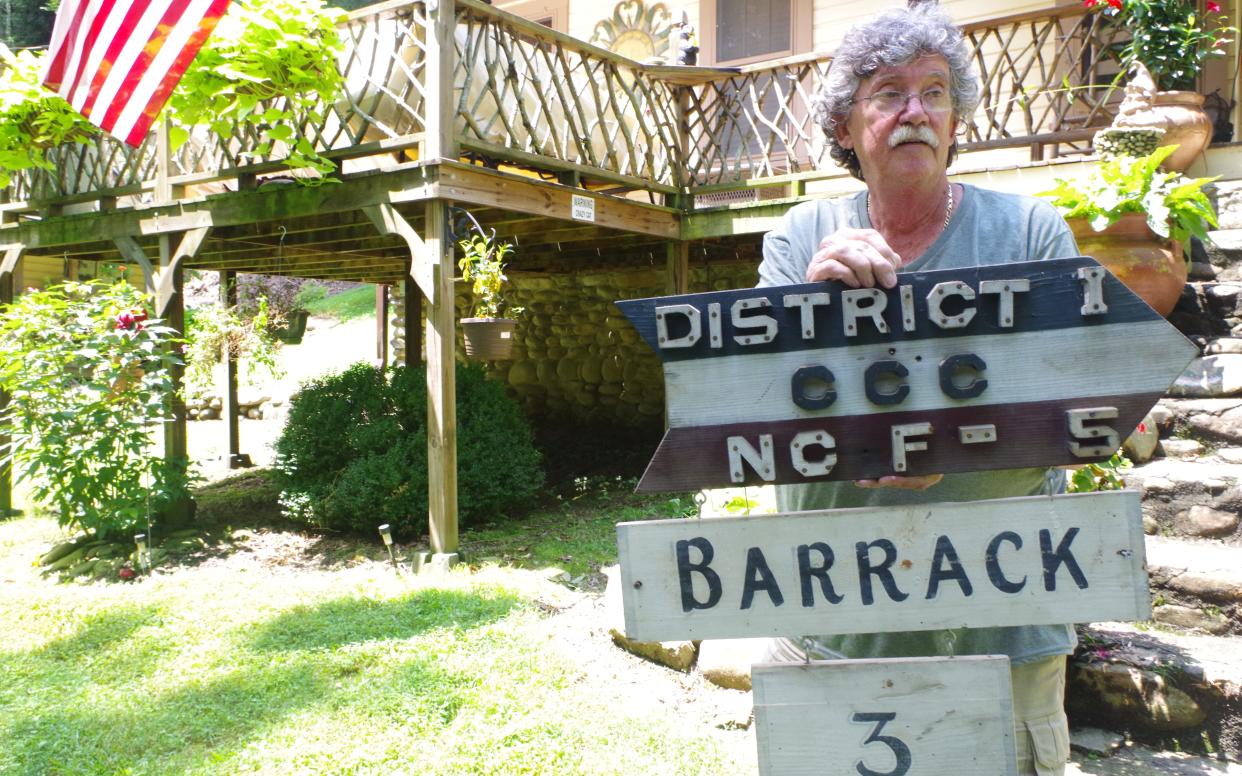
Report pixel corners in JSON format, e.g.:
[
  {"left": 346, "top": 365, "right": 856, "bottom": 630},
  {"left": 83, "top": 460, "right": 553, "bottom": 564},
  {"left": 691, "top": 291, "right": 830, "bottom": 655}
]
[{"left": 757, "top": 5, "right": 1076, "bottom": 776}]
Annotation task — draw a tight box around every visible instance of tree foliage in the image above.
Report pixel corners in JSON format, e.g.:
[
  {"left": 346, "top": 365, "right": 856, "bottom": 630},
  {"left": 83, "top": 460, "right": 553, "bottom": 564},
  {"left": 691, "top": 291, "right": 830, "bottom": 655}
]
[
  {"left": 275, "top": 363, "right": 545, "bottom": 535},
  {"left": 0, "top": 276, "right": 191, "bottom": 538}
]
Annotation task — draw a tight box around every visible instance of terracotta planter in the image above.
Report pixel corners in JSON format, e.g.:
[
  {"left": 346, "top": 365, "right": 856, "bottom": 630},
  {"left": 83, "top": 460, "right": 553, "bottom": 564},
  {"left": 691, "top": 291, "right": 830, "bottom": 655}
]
[
  {"left": 1069, "top": 213, "right": 1185, "bottom": 317},
  {"left": 1115, "top": 90, "right": 1212, "bottom": 171},
  {"left": 461, "top": 317, "right": 517, "bottom": 360}
]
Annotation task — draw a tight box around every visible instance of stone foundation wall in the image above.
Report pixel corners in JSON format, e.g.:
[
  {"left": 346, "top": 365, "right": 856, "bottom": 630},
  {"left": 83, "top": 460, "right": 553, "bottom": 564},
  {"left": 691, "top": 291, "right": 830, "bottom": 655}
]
[{"left": 387, "top": 262, "right": 760, "bottom": 425}]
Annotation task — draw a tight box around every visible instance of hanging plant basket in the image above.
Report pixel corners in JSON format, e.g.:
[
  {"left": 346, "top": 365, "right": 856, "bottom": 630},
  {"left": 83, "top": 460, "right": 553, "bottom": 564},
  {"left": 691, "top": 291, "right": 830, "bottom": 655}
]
[
  {"left": 461, "top": 317, "right": 517, "bottom": 360},
  {"left": 272, "top": 309, "right": 310, "bottom": 344}
]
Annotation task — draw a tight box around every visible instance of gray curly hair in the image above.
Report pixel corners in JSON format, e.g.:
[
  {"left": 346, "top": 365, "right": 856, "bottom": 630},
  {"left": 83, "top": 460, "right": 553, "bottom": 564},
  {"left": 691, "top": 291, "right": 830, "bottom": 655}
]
[{"left": 813, "top": 4, "right": 981, "bottom": 181}]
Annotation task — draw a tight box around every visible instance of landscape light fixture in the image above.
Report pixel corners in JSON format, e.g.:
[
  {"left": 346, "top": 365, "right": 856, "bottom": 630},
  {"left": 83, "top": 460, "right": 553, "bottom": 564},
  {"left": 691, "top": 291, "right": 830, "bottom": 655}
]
[
  {"left": 134, "top": 533, "right": 149, "bottom": 571},
  {"left": 378, "top": 524, "right": 397, "bottom": 568}
]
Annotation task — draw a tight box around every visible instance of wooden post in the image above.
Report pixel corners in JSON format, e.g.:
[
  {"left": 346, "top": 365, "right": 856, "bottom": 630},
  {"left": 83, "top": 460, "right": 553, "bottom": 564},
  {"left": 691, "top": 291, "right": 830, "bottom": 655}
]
[
  {"left": 156, "top": 120, "right": 173, "bottom": 204},
  {"left": 424, "top": 199, "right": 458, "bottom": 558},
  {"left": 665, "top": 241, "right": 690, "bottom": 295},
  {"left": 423, "top": 0, "right": 458, "bottom": 162},
  {"left": 405, "top": 280, "right": 423, "bottom": 367},
  {"left": 0, "top": 246, "right": 18, "bottom": 517},
  {"left": 376, "top": 284, "right": 389, "bottom": 369},
  {"left": 221, "top": 270, "right": 244, "bottom": 468}
]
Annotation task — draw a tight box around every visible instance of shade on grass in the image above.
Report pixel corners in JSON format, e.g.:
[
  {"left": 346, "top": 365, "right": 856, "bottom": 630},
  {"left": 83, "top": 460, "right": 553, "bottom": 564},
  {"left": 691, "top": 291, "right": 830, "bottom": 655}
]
[{"left": 0, "top": 514, "right": 748, "bottom": 776}]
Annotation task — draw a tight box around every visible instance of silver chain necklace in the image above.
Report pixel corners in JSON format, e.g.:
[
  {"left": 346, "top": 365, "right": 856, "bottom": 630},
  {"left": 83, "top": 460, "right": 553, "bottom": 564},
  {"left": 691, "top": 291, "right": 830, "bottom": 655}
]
[{"left": 868, "top": 183, "right": 955, "bottom": 230}]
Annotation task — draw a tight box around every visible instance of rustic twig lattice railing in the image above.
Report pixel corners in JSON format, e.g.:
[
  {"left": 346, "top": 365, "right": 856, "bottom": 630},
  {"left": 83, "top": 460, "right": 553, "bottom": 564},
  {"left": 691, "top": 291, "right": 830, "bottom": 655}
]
[{"left": 7, "top": 0, "right": 1124, "bottom": 208}]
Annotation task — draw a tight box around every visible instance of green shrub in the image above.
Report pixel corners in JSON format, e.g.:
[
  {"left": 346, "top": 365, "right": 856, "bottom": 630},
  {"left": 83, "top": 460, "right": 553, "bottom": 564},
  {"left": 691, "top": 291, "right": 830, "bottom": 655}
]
[
  {"left": 274, "top": 362, "right": 544, "bottom": 534},
  {"left": 0, "top": 277, "right": 190, "bottom": 538}
]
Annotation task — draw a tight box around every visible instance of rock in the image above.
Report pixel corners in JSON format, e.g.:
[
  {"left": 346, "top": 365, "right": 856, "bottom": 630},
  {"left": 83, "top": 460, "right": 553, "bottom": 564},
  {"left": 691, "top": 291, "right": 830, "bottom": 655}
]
[
  {"left": 1173, "top": 505, "right": 1240, "bottom": 537},
  {"left": 1168, "top": 355, "right": 1242, "bottom": 397},
  {"left": 1149, "top": 403, "right": 1175, "bottom": 431},
  {"left": 1069, "top": 727, "right": 1126, "bottom": 757},
  {"left": 1189, "top": 261, "right": 1217, "bottom": 281},
  {"left": 1205, "top": 337, "right": 1242, "bottom": 354},
  {"left": 1148, "top": 536, "right": 1242, "bottom": 602},
  {"left": 1068, "top": 662, "right": 1206, "bottom": 731},
  {"left": 1158, "top": 438, "right": 1202, "bottom": 458},
  {"left": 1218, "top": 447, "right": 1242, "bottom": 464},
  {"left": 1152, "top": 603, "right": 1231, "bottom": 635},
  {"left": 1143, "top": 515, "right": 1159, "bottom": 535},
  {"left": 1123, "top": 414, "right": 1159, "bottom": 462},
  {"left": 602, "top": 565, "right": 698, "bottom": 672},
  {"left": 696, "top": 638, "right": 769, "bottom": 691}
]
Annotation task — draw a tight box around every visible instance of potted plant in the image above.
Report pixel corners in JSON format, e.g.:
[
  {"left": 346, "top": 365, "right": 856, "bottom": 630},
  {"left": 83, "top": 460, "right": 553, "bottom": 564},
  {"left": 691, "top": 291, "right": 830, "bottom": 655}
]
[
  {"left": 1084, "top": 0, "right": 1235, "bottom": 170},
  {"left": 1039, "top": 144, "right": 1219, "bottom": 315},
  {"left": 457, "top": 214, "right": 519, "bottom": 361}
]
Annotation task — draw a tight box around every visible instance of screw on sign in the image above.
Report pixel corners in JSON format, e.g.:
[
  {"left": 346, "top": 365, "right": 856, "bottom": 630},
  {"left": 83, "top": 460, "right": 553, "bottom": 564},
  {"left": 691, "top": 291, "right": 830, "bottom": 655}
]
[{"left": 613, "top": 257, "right": 1195, "bottom": 775}]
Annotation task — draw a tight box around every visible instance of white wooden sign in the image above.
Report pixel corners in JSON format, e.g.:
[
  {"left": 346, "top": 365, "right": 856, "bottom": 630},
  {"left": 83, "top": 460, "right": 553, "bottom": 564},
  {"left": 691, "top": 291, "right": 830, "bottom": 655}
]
[
  {"left": 753, "top": 656, "right": 1017, "bottom": 776},
  {"left": 617, "top": 490, "right": 1148, "bottom": 642},
  {"left": 614, "top": 257, "right": 1198, "bottom": 490}
]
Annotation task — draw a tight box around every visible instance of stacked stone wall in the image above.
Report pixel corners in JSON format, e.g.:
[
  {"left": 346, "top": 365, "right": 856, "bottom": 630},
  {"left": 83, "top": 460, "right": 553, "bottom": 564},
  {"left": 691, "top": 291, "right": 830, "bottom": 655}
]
[{"left": 386, "top": 261, "right": 760, "bottom": 426}]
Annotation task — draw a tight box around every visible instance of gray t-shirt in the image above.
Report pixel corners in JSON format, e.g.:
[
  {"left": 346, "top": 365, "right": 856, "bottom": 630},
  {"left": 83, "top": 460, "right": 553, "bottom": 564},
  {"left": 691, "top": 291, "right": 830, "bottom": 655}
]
[{"left": 757, "top": 183, "right": 1079, "bottom": 664}]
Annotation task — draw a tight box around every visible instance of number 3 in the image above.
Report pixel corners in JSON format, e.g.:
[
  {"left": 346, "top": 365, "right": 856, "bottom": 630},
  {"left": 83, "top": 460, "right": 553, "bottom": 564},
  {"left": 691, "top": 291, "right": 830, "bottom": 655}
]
[{"left": 851, "top": 712, "right": 912, "bottom": 776}]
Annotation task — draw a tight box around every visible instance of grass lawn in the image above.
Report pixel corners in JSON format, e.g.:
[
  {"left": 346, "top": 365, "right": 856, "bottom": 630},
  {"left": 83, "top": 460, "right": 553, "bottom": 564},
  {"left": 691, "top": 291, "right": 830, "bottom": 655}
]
[
  {"left": 0, "top": 480, "right": 752, "bottom": 776},
  {"left": 303, "top": 286, "right": 377, "bottom": 322}
]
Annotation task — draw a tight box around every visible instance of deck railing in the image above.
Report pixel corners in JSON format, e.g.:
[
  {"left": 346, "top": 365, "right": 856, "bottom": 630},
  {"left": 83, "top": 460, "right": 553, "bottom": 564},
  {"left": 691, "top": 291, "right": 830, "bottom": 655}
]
[
  {"left": 683, "top": 4, "right": 1128, "bottom": 188},
  {"left": 6, "top": 0, "right": 1126, "bottom": 208}
]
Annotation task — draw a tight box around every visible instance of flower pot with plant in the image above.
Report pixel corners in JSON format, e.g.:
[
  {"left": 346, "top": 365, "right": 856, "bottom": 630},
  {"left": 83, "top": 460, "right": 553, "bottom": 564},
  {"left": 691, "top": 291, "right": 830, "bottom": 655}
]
[
  {"left": 1084, "top": 0, "right": 1235, "bottom": 170},
  {"left": 457, "top": 214, "right": 520, "bottom": 361},
  {"left": 1039, "top": 144, "right": 1219, "bottom": 316}
]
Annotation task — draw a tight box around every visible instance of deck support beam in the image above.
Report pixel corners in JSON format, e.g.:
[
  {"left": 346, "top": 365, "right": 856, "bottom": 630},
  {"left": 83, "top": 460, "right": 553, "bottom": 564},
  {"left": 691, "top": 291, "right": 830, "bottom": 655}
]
[
  {"left": 118, "top": 228, "right": 208, "bottom": 522},
  {"left": 0, "top": 243, "right": 23, "bottom": 518},
  {"left": 423, "top": 199, "right": 458, "bottom": 558},
  {"left": 220, "top": 270, "right": 246, "bottom": 468},
  {"left": 665, "top": 241, "right": 689, "bottom": 295}
]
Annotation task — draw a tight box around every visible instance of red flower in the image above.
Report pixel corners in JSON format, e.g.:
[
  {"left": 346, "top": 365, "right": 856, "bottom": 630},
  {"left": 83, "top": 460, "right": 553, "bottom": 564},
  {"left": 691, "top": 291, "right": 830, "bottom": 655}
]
[
  {"left": 118, "top": 566, "right": 136, "bottom": 580},
  {"left": 1208, "top": 1, "right": 1221, "bottom": 12},
  {"left": 1137, "top": 422, "right": 1148, "bottom": 434},
  {"left": 1106, "top": 0, "right": 1122, "bottom": 8},
  {"left": 1083, "top": 0, "right": 1100, "bottom": 7},
  {"left": 115, "top": 309, "right": 148, "bottom": 331}
]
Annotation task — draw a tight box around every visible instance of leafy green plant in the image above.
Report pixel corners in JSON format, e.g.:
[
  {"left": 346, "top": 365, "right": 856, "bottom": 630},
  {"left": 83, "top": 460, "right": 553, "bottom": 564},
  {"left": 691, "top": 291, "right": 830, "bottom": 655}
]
[
  {"left": 1083, "top": 0, "right": 1235, "bottom": 91},
  {"left": 0, "top": 278, "right": 191, "bottom": 538},
  {"left": 1038, "top": 145, "right": 1220, "bottom": 254},
  {"left": 0, "top": 44, "right": 97, "bottom": 187},
  {"left": 456, "top": 211, "right": 518, "bottom": 319},
  {"left": 1067, "top": 451, "right": 1133, "bottom": 493},
  {"left": 183, "top": 297, "right": 284, "bottom": 397},
  {"left": 166, "top": 0, "right": 345, "bottom": 180},
  {"left": 274, "top": 362, "right": 544, "bottom": 534},
  {"left": 0, "top": 0, "right": 344, "bottom": 186}
]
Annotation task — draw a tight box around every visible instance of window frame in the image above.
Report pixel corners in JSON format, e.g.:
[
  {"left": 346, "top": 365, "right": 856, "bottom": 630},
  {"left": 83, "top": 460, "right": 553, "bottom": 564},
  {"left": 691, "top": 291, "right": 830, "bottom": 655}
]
[{"left": 700, "top": 0, "right": 813, "bottom": 67}]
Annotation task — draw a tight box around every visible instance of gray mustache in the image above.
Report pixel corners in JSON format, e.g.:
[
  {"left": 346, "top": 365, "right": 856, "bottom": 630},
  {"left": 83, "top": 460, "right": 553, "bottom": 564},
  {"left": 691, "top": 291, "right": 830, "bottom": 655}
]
[{"left": 889, "top": 124, "right": 939, "bottom": 148}]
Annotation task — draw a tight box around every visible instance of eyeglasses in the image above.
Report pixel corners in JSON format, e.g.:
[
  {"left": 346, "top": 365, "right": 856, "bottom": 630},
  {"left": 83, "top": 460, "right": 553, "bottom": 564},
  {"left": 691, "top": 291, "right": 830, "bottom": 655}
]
[{"left": 852, "top": 86, "right": 952, "bottom": 115}]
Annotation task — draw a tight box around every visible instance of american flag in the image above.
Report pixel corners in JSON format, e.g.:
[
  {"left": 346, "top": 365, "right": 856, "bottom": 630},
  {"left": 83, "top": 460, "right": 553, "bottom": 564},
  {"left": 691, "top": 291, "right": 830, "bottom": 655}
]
[{"left": 42, "top": 0, "right": 232, "bottom": 147}]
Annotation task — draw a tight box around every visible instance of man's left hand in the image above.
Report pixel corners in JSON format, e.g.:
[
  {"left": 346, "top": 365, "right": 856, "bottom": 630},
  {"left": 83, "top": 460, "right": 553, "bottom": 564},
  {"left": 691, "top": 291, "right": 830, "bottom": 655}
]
[{"left": 855, "top": 474, "right": 944, "bottom": 490}]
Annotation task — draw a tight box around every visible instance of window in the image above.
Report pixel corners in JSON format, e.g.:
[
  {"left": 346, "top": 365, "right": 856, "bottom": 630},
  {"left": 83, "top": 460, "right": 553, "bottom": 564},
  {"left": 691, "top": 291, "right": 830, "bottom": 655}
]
[
  {"left": 701, "top": 0, "right": 810, "bottom": 66},
  {"left": 494, "top": 0, "right": 569, "bottom": 32}
]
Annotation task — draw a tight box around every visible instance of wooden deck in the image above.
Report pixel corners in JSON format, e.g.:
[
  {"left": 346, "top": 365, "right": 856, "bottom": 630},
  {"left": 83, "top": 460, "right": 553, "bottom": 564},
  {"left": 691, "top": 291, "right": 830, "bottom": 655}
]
[{"left": 0, "top": 0, "right": 1193, "bottom": 548}]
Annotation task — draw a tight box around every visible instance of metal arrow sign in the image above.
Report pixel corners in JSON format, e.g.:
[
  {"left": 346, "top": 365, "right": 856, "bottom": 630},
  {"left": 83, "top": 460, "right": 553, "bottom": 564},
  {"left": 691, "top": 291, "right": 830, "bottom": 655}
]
[{"left": 615, "top": 256, "right": 1198, "bottom": 492}]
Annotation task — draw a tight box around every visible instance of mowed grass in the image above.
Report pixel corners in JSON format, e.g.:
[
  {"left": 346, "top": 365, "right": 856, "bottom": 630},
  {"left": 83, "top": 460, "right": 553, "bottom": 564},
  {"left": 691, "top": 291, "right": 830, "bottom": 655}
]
[
  {"left": 303, "top": 285, "right": 377, "bottom": 322},
  {"left": 0, "top": 486, "right": 747, "bottom": 776}
]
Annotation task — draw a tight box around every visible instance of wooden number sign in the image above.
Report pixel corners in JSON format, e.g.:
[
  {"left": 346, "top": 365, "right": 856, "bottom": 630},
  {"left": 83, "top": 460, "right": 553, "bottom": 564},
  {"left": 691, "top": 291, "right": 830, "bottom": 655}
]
[
  {"left": 617, "top": 490, "right": 1148, "bottom": 642},
  {"left": 752, "top": 656, "right": 1017, "bottom": 776},
  {"left": 614, "top": 257, "right": 1198, "bottom": 491}
]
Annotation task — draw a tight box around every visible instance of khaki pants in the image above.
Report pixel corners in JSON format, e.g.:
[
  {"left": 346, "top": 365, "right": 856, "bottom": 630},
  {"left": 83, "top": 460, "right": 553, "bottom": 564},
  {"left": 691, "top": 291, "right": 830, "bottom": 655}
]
[{"left": 760, "top": 640, "right": 1070, "bottom": 775}]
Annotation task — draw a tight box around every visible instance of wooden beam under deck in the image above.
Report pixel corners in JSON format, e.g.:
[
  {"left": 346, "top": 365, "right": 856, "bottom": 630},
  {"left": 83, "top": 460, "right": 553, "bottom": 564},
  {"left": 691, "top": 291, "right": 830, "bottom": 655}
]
[{"left": 2, "top": 161, "right": 683, "bottom": 283}]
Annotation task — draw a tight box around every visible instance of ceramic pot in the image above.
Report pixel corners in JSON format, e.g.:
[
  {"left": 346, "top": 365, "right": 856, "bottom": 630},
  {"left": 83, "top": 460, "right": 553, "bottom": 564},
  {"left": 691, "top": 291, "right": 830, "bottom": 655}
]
[
  {"left": 461, "top": 317, "right": 517, "bottom": 360},
  {"left": 1069, "top": 213, "right": 1185, "bottom": 317},
  {"left": 1149, "top": 91, "right": 1212, "bottom": 171}
]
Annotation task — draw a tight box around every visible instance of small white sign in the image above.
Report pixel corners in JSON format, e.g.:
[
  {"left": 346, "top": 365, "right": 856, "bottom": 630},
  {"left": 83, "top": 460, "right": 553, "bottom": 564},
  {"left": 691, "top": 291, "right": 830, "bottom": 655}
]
[
  {"left": 571, "top": 194, "right": 595, "bottom": 222},
  {"left": 753, "top": 656, "right": 1017, "bottom": 776}
]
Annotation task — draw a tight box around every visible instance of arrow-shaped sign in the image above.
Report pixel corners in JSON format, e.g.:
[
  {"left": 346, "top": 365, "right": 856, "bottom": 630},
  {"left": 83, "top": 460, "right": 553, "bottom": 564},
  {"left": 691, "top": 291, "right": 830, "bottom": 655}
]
[{"left": 615, "top": 257, "right": 1198, "bottom": 492}]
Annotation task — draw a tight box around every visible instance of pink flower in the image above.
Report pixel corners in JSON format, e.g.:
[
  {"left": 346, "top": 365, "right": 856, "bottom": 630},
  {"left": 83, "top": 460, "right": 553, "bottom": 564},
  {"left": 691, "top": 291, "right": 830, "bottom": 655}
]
[
  {"left": 1208, "top": 1, "right": 1221, "bottom": 12},
  {"left": 115, "top": 309, "right": 148, "bottom": 331},
  {"left": 1083, "top": 0, "right": 1100, "bottom": 7}
]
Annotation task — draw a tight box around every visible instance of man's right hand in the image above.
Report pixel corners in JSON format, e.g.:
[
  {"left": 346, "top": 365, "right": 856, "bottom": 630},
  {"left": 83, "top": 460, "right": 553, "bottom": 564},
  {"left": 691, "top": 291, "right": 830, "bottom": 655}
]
[{"left": 806, "top": 228, "right": 903, "bottom": 289}]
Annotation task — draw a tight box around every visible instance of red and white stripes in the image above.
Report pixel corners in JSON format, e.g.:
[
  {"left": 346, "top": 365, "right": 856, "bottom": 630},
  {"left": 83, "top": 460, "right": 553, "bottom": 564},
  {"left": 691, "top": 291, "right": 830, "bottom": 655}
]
[{"left": 42, "top": 0, "right": 231, "bottom": 146}]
